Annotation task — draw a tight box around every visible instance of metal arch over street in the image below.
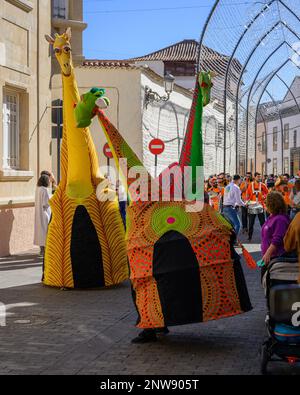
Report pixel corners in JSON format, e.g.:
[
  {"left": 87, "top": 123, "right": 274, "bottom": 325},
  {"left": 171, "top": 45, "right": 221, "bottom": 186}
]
[
  {"left": 242, "top": 29, "right": 300, "bottom": 170},
  {"left": 253, "top": 58, "right": 300, "bottom": 172},
  {"left": 198, "top": 0, "right": 300, "bottom": 175},
  {"left": 247, "top": 44, "right": 300, "bottom": 172}
]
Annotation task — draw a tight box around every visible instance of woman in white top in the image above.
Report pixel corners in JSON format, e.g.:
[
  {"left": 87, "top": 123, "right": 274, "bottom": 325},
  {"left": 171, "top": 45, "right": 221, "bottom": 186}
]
[{"left": 34, "top": 174, "right": 51, "bottom": 256}]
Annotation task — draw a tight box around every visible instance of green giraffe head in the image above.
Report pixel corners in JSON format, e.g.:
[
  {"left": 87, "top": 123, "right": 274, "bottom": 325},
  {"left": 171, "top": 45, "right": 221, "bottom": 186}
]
[
  {"left": 199, "top": 71, "right": 214, "bottom": 107},
  {"left": 75, "top": 87, "right": 110, "bottom": 128}
]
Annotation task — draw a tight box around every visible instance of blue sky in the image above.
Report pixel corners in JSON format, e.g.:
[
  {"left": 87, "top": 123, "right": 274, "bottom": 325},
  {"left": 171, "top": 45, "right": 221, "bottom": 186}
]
[
  {"left": 82, "top": 0, "right": 296, "bottom": 101},
  {"left": 83, "top": 0, "right": 216, "bottom": 60}
]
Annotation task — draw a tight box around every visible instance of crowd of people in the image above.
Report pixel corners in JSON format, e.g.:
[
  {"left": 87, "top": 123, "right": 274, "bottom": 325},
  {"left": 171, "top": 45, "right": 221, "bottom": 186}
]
[
  {"left": 205, "top": 170, "right": 300, "bottom": 267},
  {"left": 205, "top": 171, "right": 300, "bottom": 239}
]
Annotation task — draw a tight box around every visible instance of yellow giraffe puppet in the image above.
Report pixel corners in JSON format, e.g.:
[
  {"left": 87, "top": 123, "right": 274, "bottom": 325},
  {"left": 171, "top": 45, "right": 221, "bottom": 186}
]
[{"left": 44, "top": 28, "right": 128, "bottom": 288}]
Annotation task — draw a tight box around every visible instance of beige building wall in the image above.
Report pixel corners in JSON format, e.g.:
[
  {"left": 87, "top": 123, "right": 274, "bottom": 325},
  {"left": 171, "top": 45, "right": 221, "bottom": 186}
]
[
  {"left": 51, "top": 66, "right": 143, "bottom": 180},
  {"left": 0, "top": 0, "right": 52, "bottom": 256},
  {"left": 50, "top": 0, "right": 87, "bottom": 175},
  {"left": 76, "top": 67, "right": 142, "bottom": 165},
  {"left": 77, "top": 66, "right": 143, "bottom": 167},
  {"left": 51, "top": 65, "right": 193, "bottom": 183},
  {"left": 51, "top": 0, "right": 87, "bottom": 75}
]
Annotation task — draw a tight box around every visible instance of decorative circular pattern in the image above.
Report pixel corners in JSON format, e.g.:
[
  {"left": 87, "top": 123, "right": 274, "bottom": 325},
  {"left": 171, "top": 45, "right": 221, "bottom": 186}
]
[
  {"left": 151, "top": 205, "right": 192, "bottom": 238},
  {"left": 167, "top": 217, "right": 176, "bottom": 224}
]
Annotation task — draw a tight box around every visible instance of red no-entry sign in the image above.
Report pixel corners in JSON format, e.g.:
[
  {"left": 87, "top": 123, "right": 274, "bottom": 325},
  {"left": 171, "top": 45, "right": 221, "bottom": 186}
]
[
  {"left": 149, "top": 139, "right": 165, "bottom": 156},
  {"left": 103, "top": 143, "right": 113, "bottom": 159}
]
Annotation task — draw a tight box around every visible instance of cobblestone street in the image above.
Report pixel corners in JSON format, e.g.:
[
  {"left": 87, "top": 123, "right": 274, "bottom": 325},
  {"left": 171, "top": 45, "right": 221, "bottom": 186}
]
[
  {"left": 1, "top": 0, "right": 300, "bottom": 380},
  {"left": 0, "top": 228, "right": 299, "bottom": 376}
]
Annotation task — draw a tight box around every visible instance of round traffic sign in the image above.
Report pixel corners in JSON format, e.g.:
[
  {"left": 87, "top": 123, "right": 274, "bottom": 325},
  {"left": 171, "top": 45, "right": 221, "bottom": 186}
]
[
  {"left": 103, "top": 143, "right": 113, "bottom": 159},
  {"left": 149, "top": 138, "right": 165, "bottom": 156}
]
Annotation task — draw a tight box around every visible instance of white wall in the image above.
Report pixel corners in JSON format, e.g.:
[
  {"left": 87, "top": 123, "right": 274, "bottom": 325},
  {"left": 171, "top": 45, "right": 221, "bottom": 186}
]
[
  {"left": 141, "top": 71, "right": 227, "bottom": 179},
  {"left": 266, "top": 113, "right": 300, "bottom": 175},
  {"left": 51, "top": 66, "right": 143, "bottom": 178},
  {"left": 134, "top": 60, "right": 196, "bottom": 90},
  {"left": 134, "top": 61, "right": 165, "bottom": 77},
  {"left": 175, "top": 76, "right": 196, "bottom": 90},
  {"left": 141, "top": 72, "right": 192, "bottom": 177},
  {"left": 202, "top": 104, "right": 225, "bottom": 177}
]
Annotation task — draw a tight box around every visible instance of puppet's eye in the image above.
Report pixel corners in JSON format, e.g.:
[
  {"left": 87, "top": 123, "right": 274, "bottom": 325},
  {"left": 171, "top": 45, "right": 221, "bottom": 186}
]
[
  {"left": 54, "top": 48, "right": 61, "bottom": 54},
  {"left": 63, "top": 46, "right": 71, "bottom": 53}
]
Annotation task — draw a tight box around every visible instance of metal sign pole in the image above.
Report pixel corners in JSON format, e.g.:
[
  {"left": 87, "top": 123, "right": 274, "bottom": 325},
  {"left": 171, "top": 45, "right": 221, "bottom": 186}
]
[
  {"left": 107, "top": 158, "right": 110, "bottom": 176},
  {"left": 149, "top": 138, "right": 165, "bottom": 178}
]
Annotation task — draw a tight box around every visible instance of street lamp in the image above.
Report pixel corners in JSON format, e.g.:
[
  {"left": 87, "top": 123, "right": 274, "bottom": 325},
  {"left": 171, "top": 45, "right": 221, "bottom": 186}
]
[
  {"left": 164, "top": 73, "right": 175, "bottom": 95},
  {"left": 144, "top": 73, "right": 175, "bottom": 109}
]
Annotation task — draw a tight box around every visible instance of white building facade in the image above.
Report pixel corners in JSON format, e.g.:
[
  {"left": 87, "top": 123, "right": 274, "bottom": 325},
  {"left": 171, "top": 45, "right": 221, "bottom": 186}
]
[
  {"left": 131, "top": 39, "right": 238, "bottom": 177},
  {"left": 259, "top": 77, "right": 300, "bottom": 176}
]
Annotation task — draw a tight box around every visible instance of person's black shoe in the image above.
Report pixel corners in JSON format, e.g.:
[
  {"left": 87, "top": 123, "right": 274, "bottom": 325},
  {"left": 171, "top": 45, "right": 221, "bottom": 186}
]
[
  {"left": 156, "top": 327, "right": 169, "bottom": 335},
  {"left": 131, "top": 329, "right": 157, "bottom": 344}
]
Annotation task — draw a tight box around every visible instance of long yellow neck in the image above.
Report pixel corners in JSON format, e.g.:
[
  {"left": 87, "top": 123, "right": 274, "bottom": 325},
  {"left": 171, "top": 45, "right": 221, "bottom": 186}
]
[{"left": 62, "top": 68, "right": 94, "bottom": 200}]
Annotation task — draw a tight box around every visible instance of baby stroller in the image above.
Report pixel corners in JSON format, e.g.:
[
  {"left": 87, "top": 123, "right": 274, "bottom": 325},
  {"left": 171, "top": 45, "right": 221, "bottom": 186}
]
[{"left": 261, "top": 256, "right": 300, "bottom": 374}]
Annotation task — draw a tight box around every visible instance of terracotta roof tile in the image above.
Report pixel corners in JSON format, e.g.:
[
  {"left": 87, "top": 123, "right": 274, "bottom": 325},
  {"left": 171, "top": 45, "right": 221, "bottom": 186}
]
[
  {"left": 130, "top": 39, "right": 241, "bottom": 76},
  {"left": 82, "top": 40, "right": 242, "bottom": 77},
  {"left": 131, "top": 39, "right": 199, "bottom": 62},
  {"left": 82, "top": 60, "right": 136, "bottom": 69}
]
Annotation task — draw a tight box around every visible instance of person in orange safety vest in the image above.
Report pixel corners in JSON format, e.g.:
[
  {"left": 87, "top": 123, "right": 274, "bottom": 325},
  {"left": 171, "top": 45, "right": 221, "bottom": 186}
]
[
  {"left": 240, "top": 172, "right": 252, "bottom": 234},
  {"left": 207, "top": 177, "right": 222, "bottom": 211},
  {"left": 246, "top": 172, "right": 269, "bottom": 241}
]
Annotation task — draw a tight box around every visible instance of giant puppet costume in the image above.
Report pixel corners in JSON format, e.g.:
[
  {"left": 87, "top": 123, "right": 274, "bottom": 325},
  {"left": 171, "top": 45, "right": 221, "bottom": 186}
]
[
  {"left": 76, "top": 72, "right": 252, "bottom": 328},
  {"left": 44, "top": 29, "right": 128, "bottom": 289}
]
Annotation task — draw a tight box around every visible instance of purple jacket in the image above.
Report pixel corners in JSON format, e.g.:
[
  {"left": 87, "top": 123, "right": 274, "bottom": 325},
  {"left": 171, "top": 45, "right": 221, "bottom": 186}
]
[{"left": 261, "top": 214, "right": 291, "bottom": 257}]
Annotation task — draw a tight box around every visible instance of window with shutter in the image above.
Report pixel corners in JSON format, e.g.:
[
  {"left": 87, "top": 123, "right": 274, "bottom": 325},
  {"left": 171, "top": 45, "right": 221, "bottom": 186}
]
[
  {"left": 53, "top": 0, "right": 68, "bottom": 19},
  {"left": 284, "top": 157, "right": 289, "bottom": 174},
  {"left": 273, "top": 127, "right": 278, "bottom": 152},
  {"left": 2, "top": 90, "right": 20, "bottom": 169},
  {"left": 284, "top": 124, "right": 289, "bottom": 150}
]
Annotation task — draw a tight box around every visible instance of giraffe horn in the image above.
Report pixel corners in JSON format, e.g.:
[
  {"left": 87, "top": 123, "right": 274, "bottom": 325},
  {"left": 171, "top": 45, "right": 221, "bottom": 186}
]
[
  {"left": 45, "top": 34, "right": 55, "bottom": 44},
  {"left": 65, "top": 27, "right": 72, "bottom": 41}
]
